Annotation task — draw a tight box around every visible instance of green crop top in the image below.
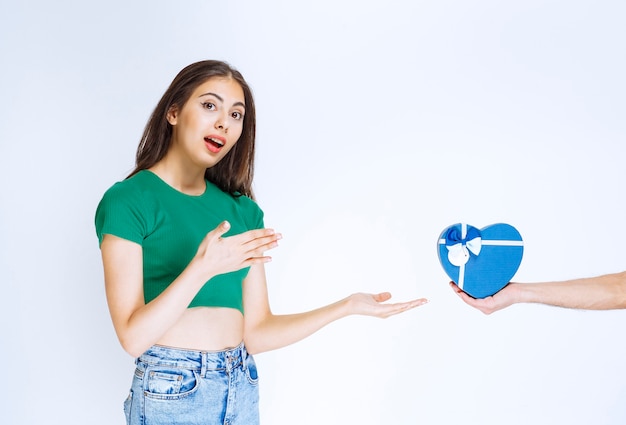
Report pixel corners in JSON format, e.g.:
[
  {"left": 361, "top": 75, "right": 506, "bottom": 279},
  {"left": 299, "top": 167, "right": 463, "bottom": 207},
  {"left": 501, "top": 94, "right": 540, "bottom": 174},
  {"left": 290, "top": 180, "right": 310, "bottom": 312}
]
[{"left": 94, "top": 170, "right": 264, "bottom": 314}]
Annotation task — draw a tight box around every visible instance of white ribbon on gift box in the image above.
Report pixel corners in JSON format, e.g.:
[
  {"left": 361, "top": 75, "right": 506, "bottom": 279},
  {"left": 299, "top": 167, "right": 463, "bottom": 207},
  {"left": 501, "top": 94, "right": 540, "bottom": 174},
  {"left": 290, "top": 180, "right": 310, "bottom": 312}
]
[{"left": 439, "top": 223, "right": 524, "bottom": 291}]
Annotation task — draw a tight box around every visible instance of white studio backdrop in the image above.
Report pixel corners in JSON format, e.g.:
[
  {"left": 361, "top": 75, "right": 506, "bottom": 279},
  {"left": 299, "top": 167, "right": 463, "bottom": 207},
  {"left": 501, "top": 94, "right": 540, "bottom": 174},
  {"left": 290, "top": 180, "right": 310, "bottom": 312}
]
[{"left": 1, "top": 0, "right": 625, "bottom": 424}]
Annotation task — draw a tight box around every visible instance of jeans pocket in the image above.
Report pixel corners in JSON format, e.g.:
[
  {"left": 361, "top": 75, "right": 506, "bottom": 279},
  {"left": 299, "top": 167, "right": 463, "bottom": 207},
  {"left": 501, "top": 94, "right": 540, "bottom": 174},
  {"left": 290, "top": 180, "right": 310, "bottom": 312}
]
[
  {"left": 123, "top": 390, "right": 133, "bottom": 424},
  {"left": 245, "top": 355, "right": 259, "bottom": 385},
  {"left": 145, "top": 368, "right": 199, "bottom": 400}
]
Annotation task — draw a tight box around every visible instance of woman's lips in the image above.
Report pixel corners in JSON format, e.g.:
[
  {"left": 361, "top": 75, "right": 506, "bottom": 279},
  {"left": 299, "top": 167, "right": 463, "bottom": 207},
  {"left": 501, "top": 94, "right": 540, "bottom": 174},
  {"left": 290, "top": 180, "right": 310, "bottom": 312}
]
[{"left": 204, "top": 136, "right": 225, "bottom": 153}]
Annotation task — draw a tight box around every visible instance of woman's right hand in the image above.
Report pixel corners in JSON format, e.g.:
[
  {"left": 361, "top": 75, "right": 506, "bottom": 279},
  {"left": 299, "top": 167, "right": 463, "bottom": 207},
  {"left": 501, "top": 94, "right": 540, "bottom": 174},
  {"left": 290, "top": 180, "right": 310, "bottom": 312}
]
[{"left": 191, "top": 221, "right": 282, "bottom": 280}]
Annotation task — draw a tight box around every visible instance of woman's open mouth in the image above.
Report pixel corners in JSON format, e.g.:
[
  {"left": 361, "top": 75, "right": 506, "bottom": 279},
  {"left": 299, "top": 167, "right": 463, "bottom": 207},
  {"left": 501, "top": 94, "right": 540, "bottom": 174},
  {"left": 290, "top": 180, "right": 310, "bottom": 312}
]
[{"left": 205, "top": 137, "right": 225, "bottom": 153}]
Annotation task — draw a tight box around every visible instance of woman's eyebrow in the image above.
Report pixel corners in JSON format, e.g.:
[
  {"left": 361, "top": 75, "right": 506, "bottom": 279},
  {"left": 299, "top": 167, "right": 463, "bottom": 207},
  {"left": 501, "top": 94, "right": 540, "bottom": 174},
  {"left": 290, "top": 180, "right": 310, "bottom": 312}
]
[{"left": 199, "top": 92, "right": 245, "bottom": 109}]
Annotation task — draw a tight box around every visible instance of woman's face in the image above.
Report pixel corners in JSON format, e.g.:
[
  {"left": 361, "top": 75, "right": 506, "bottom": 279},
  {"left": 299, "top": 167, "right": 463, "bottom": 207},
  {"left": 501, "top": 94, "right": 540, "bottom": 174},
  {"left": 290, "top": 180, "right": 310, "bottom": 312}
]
[{"left": 167, "top": 77, "right": 246, "bottom": 170}]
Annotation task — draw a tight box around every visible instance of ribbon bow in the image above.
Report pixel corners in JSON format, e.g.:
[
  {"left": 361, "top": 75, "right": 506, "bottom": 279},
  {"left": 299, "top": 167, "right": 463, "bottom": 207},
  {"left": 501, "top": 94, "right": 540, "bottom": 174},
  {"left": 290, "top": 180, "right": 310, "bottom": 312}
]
[{"left": 445, "top": 224, "right": 482, "bottom": 266}]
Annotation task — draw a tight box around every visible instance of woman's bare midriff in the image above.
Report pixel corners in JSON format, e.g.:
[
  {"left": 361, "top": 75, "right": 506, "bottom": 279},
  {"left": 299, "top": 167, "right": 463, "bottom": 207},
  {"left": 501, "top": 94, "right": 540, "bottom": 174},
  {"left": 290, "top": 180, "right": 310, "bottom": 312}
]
[{"left": 155, "top": 307, "right": 245, "bottom": 351}]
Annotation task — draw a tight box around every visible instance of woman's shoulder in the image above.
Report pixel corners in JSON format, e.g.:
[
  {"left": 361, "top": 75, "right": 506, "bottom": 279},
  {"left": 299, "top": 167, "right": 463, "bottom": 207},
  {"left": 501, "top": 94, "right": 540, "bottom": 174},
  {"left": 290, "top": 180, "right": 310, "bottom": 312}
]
[
  {"left": 102, "top": 170, "right": 156, "bottom": 197},
  {"left": 97, "top": 171, "right": 162, "bottom": 214},
  {"left": 205, "top": 181, "right": 265, "bottom": 228},
  {"left": 95, "top": 171, "right": 158, "bottom": 245},
  {"left": 233, "top": 193, "right": 264, "bottom": 229},
  {"left": 233, "top": 191, "right": 260, "bottom": 210}
]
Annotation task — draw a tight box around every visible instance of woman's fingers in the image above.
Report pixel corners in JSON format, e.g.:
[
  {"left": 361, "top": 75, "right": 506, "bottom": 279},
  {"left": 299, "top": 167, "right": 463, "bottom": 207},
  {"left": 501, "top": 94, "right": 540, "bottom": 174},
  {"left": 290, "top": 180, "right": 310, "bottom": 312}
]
[
  {"left": 349, "top": 292, "right": 429, "bottom": 318},
  {"left": 196, "top": 224, "right": 282, "bottom": 275},
  {"left": 198, "top": 221, "right": 231, "bottom": 251},
  {"left": 225, "top": 228, "right": 282, "bottom": 261},
  {"left": 377, "top": 296, "right": 429, "bottom": 317},
  {"left": 372, "top": 292, "right": 392, "bottom": 303},
  {"left": 242, "top": 229, "right": 282, "bottom": 252}
]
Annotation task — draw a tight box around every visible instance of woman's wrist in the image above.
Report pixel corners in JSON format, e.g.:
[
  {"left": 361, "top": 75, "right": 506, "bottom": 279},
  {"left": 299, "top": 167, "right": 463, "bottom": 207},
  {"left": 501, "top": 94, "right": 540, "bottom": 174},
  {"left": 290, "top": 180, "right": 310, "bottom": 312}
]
[
  {"left": 335, "top": 295, "right": 355, "bottom": 318},
  {"left": 183, "top": 258, "right": 217, "bottom": 290}
]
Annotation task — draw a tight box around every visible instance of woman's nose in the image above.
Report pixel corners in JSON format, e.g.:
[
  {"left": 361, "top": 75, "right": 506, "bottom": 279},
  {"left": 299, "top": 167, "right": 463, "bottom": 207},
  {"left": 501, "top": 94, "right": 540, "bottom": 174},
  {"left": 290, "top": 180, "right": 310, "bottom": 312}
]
[{"left": 214, "top": 115, "right": 228, "bottom": 133}]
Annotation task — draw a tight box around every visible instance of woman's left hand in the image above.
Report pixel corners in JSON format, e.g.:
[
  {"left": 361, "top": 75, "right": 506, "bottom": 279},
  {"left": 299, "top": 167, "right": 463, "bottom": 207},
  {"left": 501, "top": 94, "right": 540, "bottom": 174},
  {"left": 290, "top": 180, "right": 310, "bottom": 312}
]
[{"left": 346, "top": 292, "right": 428, "bottom": 318}]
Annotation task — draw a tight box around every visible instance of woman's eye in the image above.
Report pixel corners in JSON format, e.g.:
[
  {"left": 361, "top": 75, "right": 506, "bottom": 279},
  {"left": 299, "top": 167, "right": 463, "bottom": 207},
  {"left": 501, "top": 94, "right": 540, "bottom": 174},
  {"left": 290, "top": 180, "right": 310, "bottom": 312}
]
[
  {"left": 202, "top": 102, "right": 216, "bottom": 110},
  {"left": 232, "top": 111, "right": 243, "bottom": 120}
]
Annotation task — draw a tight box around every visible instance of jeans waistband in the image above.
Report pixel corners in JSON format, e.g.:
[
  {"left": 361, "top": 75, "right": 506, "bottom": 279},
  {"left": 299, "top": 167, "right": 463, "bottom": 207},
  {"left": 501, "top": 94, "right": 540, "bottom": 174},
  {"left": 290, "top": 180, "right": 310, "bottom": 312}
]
[{"left": 137, "top": 342, "right": 248, "bottom": 375}]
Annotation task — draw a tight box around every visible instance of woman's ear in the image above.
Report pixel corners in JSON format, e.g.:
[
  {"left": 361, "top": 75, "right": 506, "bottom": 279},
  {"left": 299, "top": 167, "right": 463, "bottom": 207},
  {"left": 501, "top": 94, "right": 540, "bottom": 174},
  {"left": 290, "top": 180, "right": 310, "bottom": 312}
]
[{"left": 166, "top": 105, "right": 179, "bottom": 125}]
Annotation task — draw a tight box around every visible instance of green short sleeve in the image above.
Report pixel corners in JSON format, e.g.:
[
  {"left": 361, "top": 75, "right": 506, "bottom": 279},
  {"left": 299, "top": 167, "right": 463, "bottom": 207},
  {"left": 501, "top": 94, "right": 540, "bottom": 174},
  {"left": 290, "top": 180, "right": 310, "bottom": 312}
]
[{"left": 94, "top": 181, "right": 148, "bottom": 246}]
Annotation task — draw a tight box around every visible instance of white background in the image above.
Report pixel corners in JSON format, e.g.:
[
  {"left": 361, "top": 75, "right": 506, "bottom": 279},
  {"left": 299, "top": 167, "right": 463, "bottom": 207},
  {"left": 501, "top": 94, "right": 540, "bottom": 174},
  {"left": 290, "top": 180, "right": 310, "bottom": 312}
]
[{"left": 1, "top": 0, "right": 625, "bottom": 424}]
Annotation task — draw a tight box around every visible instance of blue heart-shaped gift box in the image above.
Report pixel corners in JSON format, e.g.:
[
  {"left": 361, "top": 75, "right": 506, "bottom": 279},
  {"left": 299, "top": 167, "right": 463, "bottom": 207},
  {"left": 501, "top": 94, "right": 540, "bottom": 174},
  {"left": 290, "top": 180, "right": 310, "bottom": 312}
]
[{"left": 437, "top": 223, "right": 524, "bottom": 298}]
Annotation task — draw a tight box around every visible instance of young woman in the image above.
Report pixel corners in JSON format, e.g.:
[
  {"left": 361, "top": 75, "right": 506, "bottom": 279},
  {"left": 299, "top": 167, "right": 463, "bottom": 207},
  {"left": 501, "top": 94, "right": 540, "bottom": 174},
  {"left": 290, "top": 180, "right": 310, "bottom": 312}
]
[{"left": 95, "top": 60, "right": 428, "bottom": 425}]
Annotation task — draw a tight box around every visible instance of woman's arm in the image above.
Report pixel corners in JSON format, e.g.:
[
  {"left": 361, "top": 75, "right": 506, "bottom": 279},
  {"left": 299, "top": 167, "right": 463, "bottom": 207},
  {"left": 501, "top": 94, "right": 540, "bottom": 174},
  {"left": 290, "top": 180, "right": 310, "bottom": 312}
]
[
  {"left": 242, "top": 264, "right": 428, "bottom": 354},
  {"left": 449, "top": 271, "right": 626, "bottom": 314},
  {"left": 101, "top": 222, "right": 280, "bottom": 357}
]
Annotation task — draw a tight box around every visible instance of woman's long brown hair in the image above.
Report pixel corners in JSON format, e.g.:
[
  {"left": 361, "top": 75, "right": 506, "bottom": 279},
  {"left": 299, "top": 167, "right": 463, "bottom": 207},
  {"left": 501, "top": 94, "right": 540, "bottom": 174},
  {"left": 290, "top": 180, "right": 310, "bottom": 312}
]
[{"left": 128, "top": 60, "right": 257, "bottom": 199}]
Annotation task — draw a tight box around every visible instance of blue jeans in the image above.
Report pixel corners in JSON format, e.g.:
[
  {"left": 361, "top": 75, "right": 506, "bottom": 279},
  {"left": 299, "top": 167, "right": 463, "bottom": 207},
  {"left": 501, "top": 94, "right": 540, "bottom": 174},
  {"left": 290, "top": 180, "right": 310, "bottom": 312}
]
[{"left": 124, "top": 343, "right": 259, "bottom": 425}]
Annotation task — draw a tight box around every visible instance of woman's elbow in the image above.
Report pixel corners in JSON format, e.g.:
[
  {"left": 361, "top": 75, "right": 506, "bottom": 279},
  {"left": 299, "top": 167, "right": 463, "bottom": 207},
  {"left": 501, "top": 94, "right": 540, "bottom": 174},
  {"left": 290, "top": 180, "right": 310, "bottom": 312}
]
[
  {"left": 118, "top": 334, "right": 148, "bottom": 358},
  {"left": 243, "top": 325, "right": 272, "bottom": 355},
  {"left": 243, "top": 335, "right": 265, "bottom": 355}
]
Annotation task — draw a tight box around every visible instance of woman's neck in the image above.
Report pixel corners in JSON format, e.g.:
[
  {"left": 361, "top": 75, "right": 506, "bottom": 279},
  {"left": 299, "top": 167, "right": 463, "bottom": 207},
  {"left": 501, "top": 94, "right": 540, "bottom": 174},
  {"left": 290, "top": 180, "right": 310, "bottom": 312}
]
[{"left": 149, "top": 158, "right": 206, "bottom": 196}]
